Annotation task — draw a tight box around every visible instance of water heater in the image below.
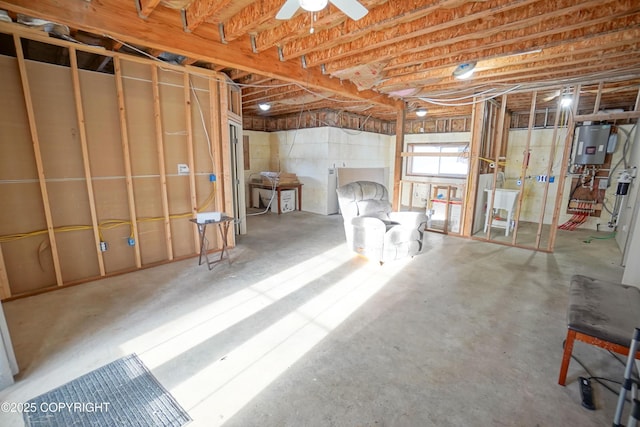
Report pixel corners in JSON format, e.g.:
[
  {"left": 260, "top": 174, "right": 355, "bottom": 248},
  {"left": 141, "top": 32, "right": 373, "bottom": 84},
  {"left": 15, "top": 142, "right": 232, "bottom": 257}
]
[{"left": 574, "top": 124, "right": 611, "bottom": 165}]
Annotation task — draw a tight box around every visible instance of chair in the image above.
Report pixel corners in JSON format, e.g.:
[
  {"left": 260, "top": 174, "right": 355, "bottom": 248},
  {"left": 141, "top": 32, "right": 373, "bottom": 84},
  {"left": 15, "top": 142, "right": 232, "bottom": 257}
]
[
  {"left": 336, "top": 181, "right": 428, "bottom": 264},
  {"left": 558, "top": 275, "right": 640, "bottom": 386}
]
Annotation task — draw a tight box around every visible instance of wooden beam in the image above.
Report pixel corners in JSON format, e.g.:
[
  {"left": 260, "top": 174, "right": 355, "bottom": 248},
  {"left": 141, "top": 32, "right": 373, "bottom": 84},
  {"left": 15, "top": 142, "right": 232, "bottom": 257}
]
[
  {"left": 255, "top": 0, "right": 460, "bottom": 55},
  {"left": 210, "top": 77, "right": 224, "bottom": 249},
  {"left": 0, "top": 245, "right": 11, "bottom": 299},
  {"left": 13, "top": 34, "right": 64, "bottom": 287},
  {"left": 381, "top": 29, "right": 640, "bottom": 89},
  {"left": 538, "top": 93, "right": 564, "bottom": 250},
  {"left": 113, "top": 56, "right": 142, "bottom": 268},
  {"left": 392, "top": 104, "right": 405, "bottom": 211},
  {"left": 184, "top": 0, "right": 234, "bottom": 32},
  {"left": 574, "top": 110, "right": 640, "bottom": 122},
  {"left": 510, "top": 91, "right": 537, "bottom": 245},
  {"left": 461, "top": 98, "right": 485, "bottom": 237},
  {"left": 0, "top": 0, "right": 397, "bottom": 109},
  {"left": 69, "top": 46, "right": 106, "bottom": 277},
  {"left": 321, "top": 0, "right": 636, "bottom": 73},
  {"left": 184, "top": 73, "right": 201, "bottom": 254},
  {"left": 135, "top": 0, "right": 162, "bottom": 19},
  {"left": 299, "top": 0, "right": 533, "bottom": 66},
  {"left": 549, "top": 85, "right": 580, "bottom": 251},
  {"left": 219, "top": 0, "right": 283, "bottom": 42},
  {"left": 151, "top": 65, "right": 173, "bottom": 261}
]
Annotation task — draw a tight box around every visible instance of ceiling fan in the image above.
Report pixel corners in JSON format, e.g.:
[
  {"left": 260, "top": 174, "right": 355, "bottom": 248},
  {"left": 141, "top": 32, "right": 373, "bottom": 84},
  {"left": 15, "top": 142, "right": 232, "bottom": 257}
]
[{"left": 276, "top": 0, "right": 368, "bottom": 21}]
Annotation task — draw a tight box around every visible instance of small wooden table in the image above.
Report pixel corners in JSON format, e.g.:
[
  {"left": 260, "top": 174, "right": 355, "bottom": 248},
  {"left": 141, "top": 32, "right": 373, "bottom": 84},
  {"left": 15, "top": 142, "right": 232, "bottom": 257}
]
[
  {"left": 248, "top": 182, "right": 303, "bottom": 214},
  {"left": 190, "top": 216, "right": 234, "bottom": 270}
]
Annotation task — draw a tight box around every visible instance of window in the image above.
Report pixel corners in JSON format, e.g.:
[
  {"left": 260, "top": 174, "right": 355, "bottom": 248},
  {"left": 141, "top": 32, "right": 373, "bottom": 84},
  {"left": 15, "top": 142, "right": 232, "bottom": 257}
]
[{"left": 406, "top": 143, "right": 469, "bottom": 177}]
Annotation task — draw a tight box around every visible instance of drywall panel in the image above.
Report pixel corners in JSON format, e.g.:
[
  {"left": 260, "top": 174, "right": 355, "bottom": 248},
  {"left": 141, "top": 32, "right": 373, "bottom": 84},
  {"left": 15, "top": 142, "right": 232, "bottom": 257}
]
[
  {"left": 167, "top": 176, "right": 195, "bottom": 257},
  {"left": 0, "top": 55, "right": 37, "bottom": 180},
  {"left": 0, "top": 183, "right": 55, "bottom": 294},
  {"left": 92, "top": 179, "right": 136, "bottom": 273},
  {"left": 122, "top": 61, "right": 159, "bottom": 176},
  {"left": 79, "top": 69, "right": 125, "bottom": 178},
  {"left": 26, "top": 60, "right": 84, "bottom": 179},
  {"left": 190, "top": 75, "right": 215, "bottom": 175},
  {"left": 133, "top": 177, "right": 167, "bottom": 264},
  {"left": 0, "top": 32, "right": 231, "bottom": 299},
  {"left": 47, "top": 180, "right": 100, "bottom": 281}
]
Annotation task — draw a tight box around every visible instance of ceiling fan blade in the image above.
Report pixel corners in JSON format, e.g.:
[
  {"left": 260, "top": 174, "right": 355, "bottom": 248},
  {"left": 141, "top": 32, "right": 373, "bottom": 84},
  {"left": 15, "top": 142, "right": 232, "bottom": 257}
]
[
  {"left": 330, "top": 0, "right": 368, "bottom": 20},
  {"left": 276, "top": 0, "right": 300, "bottom": 20}
]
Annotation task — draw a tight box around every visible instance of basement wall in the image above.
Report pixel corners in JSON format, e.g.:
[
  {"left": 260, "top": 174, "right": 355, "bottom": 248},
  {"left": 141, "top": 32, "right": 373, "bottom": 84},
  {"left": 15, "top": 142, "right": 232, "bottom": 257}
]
[
  {"left": 244, "top": 128, "right": 394, "bottom": 215},
  {"left": 0, "top": 52, "right": 234, "bottom": 300},
  {"left": 505, "top": 125, "right": 633, "bottom": 230}
]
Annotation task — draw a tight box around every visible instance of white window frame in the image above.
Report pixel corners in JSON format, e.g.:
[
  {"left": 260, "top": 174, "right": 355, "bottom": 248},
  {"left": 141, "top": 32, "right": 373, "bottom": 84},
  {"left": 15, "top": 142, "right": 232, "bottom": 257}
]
[{"left": 406, "top": 142, "right": 470, "bottom": 178}]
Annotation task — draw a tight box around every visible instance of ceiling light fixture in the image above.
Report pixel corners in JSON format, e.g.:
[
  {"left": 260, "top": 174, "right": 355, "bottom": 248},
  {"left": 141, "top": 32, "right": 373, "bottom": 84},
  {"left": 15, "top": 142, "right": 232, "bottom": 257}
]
[
  {"left": 258, "top": 103, "right": 271, "bottom": 111},
  {"left": 300, "top": 0, "right": 328, "bottom": 12},
  {"left": 560, "top": 96, "right": 572, "bottom": 108},
  {"left": 453, "top": 62, "right": 476, "bottom": 80},
  {"left": 415, "top": 109, "right": 427, "bottom": 117}
]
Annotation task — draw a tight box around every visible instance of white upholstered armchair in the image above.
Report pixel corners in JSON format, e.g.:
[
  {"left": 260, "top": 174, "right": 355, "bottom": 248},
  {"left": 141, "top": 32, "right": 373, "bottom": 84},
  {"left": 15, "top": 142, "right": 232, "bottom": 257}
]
[{"left": 336, "top": 181, "right": 428, "bottom": 264}]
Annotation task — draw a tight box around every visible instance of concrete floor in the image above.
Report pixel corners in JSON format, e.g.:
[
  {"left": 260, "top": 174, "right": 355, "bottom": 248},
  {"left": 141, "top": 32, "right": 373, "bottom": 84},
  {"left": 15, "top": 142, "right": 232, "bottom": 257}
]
[{"left": 0, "top": 210, "right": 633, "bottom": 426}]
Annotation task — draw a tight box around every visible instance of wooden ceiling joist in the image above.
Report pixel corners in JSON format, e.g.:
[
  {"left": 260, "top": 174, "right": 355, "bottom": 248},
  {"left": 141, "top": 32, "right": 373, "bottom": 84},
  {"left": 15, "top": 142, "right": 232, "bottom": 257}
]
[
  {"left": 381, "top": 3, "right": 640, "bottom": 74},
  {"left": 135, "top": 0, "right": 162, "bottom": 19},
  {"left": 379, "top": 30, "right": 640, "bottom": 93},
  {"left": 320, "top": 0, "right": 633, "bottom": 73},
  {"left": 297, "top": 0, "right": 533, "bottom": 67},
  {"left": 183, "top": 0, "right": 234, "bottom": 32},
  {"left": 255, "top": 0, "right": 461, "bottom": 57},
  {"left": 383, "top": 27, "right": 640, "bottom": 84},
  {"left": 0, "top": 0, "right": 398, "bottom": 111},
  {"left": 219, "top": 0, "right": 283, "bottom": 43}
]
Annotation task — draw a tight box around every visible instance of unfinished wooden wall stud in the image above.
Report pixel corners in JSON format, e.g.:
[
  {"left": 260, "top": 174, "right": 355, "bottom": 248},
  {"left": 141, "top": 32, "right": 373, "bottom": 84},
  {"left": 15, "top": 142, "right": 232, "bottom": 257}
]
[{"left": 0, "top": 28, "right": 237, "bottom": 300}]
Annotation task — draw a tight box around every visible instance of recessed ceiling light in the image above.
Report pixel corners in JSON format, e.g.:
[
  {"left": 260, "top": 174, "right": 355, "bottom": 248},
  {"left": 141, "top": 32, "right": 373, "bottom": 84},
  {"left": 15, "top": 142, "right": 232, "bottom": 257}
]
[
  {"left": 300, "top": 0, "right": 328, "bottom": 12},
  {"left": 453, "top": 62, "right": 476, "bottom": 80},
  {"left": 416, "top": 109, "right": 427, "bottom": 117},
  {"left": 258, "top": 103, "right": 271, "bottom": 111}
]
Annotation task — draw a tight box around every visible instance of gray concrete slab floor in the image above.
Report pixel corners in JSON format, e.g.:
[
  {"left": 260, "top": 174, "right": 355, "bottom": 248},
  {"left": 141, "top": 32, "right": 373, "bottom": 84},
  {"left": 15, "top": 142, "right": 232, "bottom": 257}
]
[{"left": 0, "top": 211, "right": 633, "bottom": 426}]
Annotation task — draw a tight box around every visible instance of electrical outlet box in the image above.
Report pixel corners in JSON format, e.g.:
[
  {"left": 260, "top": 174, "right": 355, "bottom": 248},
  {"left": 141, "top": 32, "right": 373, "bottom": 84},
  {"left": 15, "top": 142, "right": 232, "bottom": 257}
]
[{"left": 598, "top": 178, "right": 608, "bottom": 190}]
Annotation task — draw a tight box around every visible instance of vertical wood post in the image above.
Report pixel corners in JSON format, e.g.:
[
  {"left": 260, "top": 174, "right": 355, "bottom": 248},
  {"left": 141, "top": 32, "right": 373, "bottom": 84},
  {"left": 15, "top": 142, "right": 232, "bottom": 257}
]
[
  {"left": 392, "top": 103, "right": 405, "bottom": 211},
  {"left": 113, "top": 57, "right": 142, "bottom": 268},
  {"left": 69, "top": 46, "right": 106, "bottom": 276},
  {"left": 13, "top": 34, "right": 64, "bottom": 286},
  {"left": 549, "top": 85, "right": 581, "bottom": 251},
  {"left": 151, "top": 65, "right": 173, "bottom": 260},
  {"left": 184, "top": 73, "right": 201, "bottom": 253}
]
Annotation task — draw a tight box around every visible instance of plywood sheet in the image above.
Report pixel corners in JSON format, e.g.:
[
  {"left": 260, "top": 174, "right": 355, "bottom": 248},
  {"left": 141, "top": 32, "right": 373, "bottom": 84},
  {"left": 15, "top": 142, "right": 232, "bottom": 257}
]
[
  {"left": 0, "top": 182, "right": 54, "bottom": 294},
  {"left": 47, "top": 180, "right": 93, "bottom": 226},
  {"left": 122, "top": 60, "right": 159, "bottom": 176},
  {"left": 191, "top": 82, "right": 215, "bottom": 174},
  {"left": 0, "top": 55, "right": 38, "bottom": 181},
  {"left": 133, "top": 177, "right": 167, "bottom": 264},
  {"left": 55, "top": 229, "right": 100, "bottom": 282},
  {"left": 2, "top": 238, "right": 57, "bottom": 295},
  {"left": 26, "top": 59, "right": 85, "bottom": 179},
  {"left": 159, "top": 73, "right": 188, "bottom": 173},
  {"left": 46, "top": 180, "right": 100, "bottom": 282},
  {"left": 92, "top": 179, "right": 136, "bottom": 273},
  {"left": 170, "top": 218, "right": 195, "bottom": 258},
  {"left": 167, "top": 175, "right": 194, "bottom": 257},
  {"left": 79, "top": 68, "right": 125, "bottom": 178}
]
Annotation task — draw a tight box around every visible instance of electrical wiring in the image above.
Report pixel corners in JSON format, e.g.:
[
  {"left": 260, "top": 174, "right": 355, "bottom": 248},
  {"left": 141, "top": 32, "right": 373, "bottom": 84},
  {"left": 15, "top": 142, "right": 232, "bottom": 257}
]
[
  {"left": 569, "top": 352, "right": 637, "bottom": 403},
  {"left": 417, "top": 85, "right": 522, "bottom": 107},
  {"left": 0, "top": 187, "right": 217, "bottom": 243}
]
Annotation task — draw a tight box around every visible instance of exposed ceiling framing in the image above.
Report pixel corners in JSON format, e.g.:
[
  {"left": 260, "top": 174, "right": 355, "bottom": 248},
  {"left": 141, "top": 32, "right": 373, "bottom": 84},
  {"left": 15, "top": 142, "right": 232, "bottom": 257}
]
[{"left": 1, "top": 0, "right": 639, "bottom": 128}]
